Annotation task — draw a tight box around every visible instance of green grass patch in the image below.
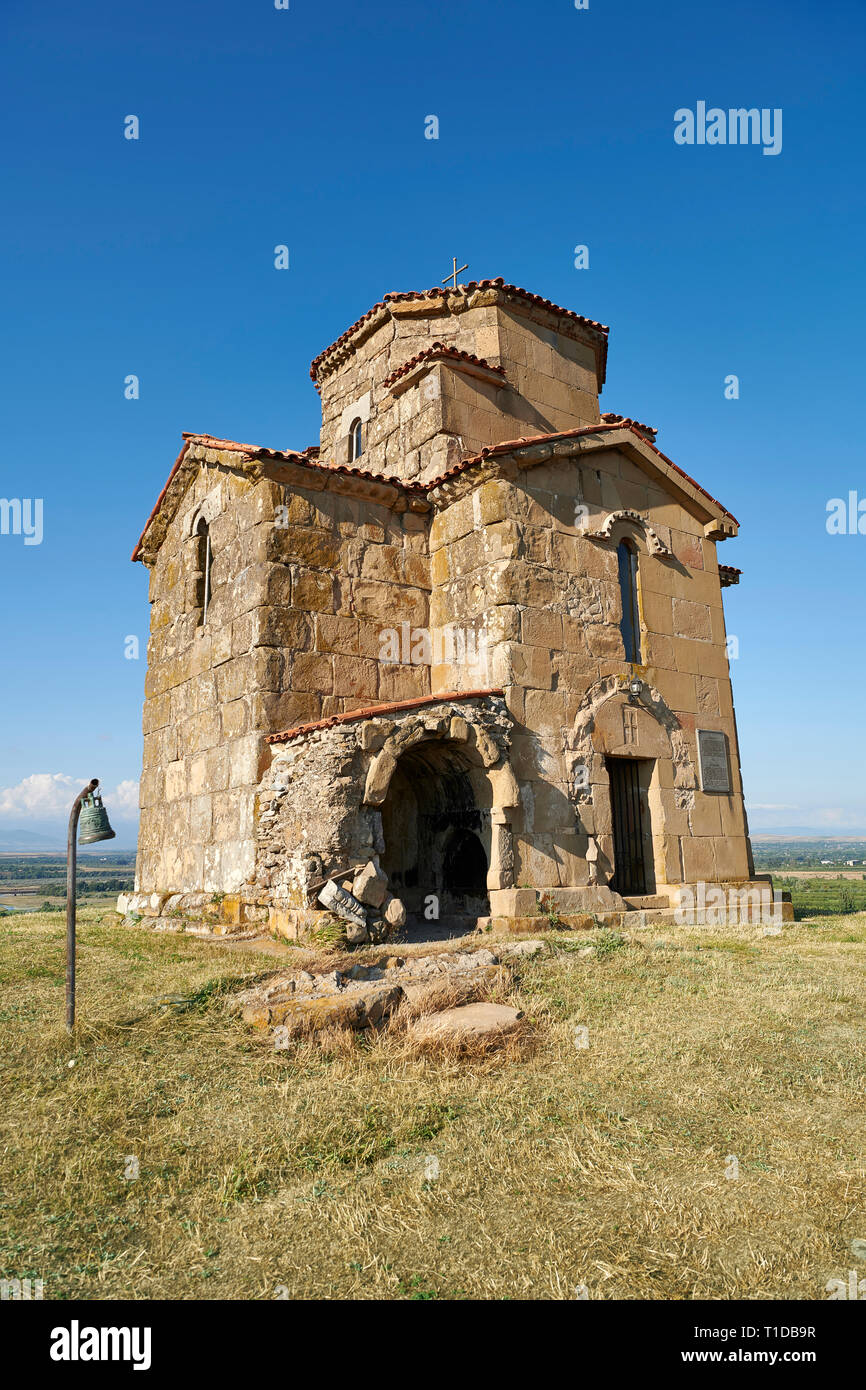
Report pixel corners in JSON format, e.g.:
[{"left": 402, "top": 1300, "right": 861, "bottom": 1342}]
[{"left": 0, "top": 908, "right": 863, "bottom": 1300}]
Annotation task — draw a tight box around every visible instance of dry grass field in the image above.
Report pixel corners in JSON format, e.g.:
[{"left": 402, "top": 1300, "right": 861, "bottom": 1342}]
[{"left": 1, "top": 908, "right": 863, "bottom": 1301}]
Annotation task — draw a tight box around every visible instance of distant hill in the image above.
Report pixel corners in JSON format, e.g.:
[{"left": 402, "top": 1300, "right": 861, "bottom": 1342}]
[
  {"left": 0, "top": 828, "right": 135, "bottom": 853},
  {"left": 0, "top": 828, "right": 65, "bottom": 851},
  {"left": 750, "top": 829, "right": 866, "bottom": 839}
]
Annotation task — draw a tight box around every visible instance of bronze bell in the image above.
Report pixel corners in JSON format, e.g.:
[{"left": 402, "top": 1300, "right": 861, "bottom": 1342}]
[{"left": 78, "top": 790, "right": 116, "bottom": 845}]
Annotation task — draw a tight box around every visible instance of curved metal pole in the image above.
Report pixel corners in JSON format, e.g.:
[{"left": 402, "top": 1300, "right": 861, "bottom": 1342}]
[{"left": 66, "top": 778, "right": 98, "bottom": 1033}]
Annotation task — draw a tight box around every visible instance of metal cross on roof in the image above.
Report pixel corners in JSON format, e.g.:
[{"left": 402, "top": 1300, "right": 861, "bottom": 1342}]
[{"left": 441, "top": 256, "right": 468, "bottom": 290}]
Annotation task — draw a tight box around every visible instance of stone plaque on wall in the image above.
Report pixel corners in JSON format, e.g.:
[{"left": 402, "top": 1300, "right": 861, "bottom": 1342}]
[{"left": 697, "top": 730, "right": 731, "bottom": 794}]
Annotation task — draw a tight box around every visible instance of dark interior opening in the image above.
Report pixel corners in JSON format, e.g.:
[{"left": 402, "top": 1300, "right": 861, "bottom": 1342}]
[
  {"left": 606, "top": 754, "right": 655, "bottom": 897},
  {"left": 443, "top": 828, "right": 488, "bottom": 897},
  {"left": 380, "top": 739, "right": 489, "bottom": 925}
]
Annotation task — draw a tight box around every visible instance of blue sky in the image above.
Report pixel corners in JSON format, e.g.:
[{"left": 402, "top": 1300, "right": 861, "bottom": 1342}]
[{"left": 1, "top": 0, "right": 864, "bottom": 843}]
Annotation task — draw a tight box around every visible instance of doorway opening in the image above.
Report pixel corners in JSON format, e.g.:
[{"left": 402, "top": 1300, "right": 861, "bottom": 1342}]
[
  {"left": 380, "top": 739, "right": 489, "bottom": 930},
  {"left": 606, "top": 755, "right": 655, "bottom": 896}
]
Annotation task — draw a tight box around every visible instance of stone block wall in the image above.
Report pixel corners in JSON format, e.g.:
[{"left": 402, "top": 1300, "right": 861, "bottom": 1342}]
[
  {"left": 137, "top": 445, "right": 436, "bottom": 897},
  {"left": 427, "top": 443, "right": 751, "bottom": 893},
  {"left": 136, "top": 427, "right": 751, "bottom": 908},
  {"left": 138, "top": 460, "right": 273, "bottom": 894},
  {"left": 255, "top": 471, "right": 432, "bottom": 722},
  {"left": 315, "top": 285, "right": 604, "bottom": 483},
  {"left": 493, "top": 308, "right": 600, "bottom": 434}
]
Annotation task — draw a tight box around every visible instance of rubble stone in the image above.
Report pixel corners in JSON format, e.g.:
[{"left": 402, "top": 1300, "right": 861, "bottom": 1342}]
[
  {"left": 352, "top": 860, "right": 389, "bottom": 908},
  {"left": 410, "top": 1002, "right": 524, "bottom": 1043},
  {"left": 383, "top": 895, "right": 407, "bottom": 929},
  {"left": 317, "top": 879, "right": 367, "bottom": 929}
]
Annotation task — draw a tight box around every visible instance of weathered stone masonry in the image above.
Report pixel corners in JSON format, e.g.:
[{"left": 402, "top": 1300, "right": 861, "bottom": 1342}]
[
  {"left": 126, "top": 278, "right": 780, "bottom": 935},
  {"left": 256, "top": 693, "right": 515, "bottom": 939}
]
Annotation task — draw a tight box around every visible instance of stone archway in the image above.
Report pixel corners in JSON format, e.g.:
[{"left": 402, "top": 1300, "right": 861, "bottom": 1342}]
[
  {"left": 565, "top": 675, "right": 698, "bottom": 893},
  {"left": 360, "top": 701, "right": 520, "bottom": 927},
  {"left": 255, "top": 693, "right": 518, "bottom": 933},
  {"left": 379, "top": 738, "right": 491, "bottom": 923}
]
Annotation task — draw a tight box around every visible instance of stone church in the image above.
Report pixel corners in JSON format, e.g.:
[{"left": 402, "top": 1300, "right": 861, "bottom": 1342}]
[{"left": 127, "top": 276, "right": 770, "bottom": 939}]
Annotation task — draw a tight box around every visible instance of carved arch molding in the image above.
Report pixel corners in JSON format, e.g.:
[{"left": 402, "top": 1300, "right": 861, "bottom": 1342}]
[
  {"left": 565, "top": 675, "right": 697, "bottom": 814},
  {"left": 585, "top": 508, "right": 672, "bottom": 557},
  {"left": 361, "top": 703, "right": 520, "bottom": 892}
]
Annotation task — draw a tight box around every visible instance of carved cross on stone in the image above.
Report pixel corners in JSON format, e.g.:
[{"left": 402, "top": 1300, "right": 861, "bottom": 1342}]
[{"left": 623, "top": 706, "right": 639, "bottom": 745}]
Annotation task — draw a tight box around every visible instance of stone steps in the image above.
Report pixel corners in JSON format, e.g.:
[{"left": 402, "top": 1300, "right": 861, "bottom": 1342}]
[{"left": 620, "top": 908, "right": 686, "bottom": 927}]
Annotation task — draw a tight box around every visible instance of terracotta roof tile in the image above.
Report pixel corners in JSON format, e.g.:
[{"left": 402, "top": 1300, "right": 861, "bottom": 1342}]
[
  {"left": 267, "top": 689, "right": 505, "bottom": 744},
  {"left": 130, "top": 433, "right": 426, "bottom": 561},
  {"left": 134, "top": 418, "right": 738, "bottom": 560},
  {"left": 600, "top": 412, "right": 657, "bottom": 441},
  {"left": 383, "top": 342, "right": 507, "bottom": 390},
  {"left": 130, "top": 439, "right": 190, "bottom": 563},
  {"left": 423, "top": 422, "right": 738, "bottom": 524},
  {"left": 310, "top": 299, "right": 390, "bottom": 384},
  {"left": 177, "top": 432, "right": 425, "bottom": 489},
  {"left": 309, "top": 278, "right": 609, "bottom": 382},
  {"left": 384, "top": 280, "right": 609, "bottom": 335}
]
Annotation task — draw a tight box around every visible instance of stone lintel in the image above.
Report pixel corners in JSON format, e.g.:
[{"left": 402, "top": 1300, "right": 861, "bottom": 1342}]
[{"left": 388, "top": 296, "right": 452, "bottom": 320}]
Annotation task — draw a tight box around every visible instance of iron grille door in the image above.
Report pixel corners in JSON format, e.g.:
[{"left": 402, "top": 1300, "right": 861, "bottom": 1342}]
[{"left": 607, "top": 757, "right": 647, "bottom": 896}]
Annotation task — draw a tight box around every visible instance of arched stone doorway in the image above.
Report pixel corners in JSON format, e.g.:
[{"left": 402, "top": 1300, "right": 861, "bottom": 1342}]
[
  {"left": 379, "top": 740, "right": 490, "bottom": 924},
  {"left": 566, "top": 674, "right": 699, "bottom": 896}
]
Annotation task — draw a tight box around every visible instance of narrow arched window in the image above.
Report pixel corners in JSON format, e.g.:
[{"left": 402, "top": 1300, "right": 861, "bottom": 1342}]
[
  {"left": 196, "top": 516, "right": 213, "bottom": 625},
  {"left": 617, "top": 539, "right": 641, "bottom": 663},
  {"left": 349, "top": 418, "right": 363, "bottom": 461}
]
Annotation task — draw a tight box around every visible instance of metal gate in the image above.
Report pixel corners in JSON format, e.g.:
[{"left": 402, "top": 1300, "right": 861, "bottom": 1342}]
[{"left": 606, "top": 756, "right": 648, "bottom": 896}]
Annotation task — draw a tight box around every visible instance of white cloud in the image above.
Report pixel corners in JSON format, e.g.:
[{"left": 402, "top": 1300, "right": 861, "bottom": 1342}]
[
  {"left": 0, "top": 774, "right": 139, "bottom": 821},
  {"left": 0, "top": 773, "right": 84, "bottom": 818},
  {"left": 811, "top": 807, "right": 858, "bottom": 826},
  {"left": 110, "top": 779, "right": 140, "bottom": 816}
]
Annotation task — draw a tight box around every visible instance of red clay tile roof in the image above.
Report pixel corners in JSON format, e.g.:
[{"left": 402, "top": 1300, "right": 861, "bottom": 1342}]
[
  {"left": 383, "top": 342, "right": 507, "bottom": 390},
  {"left": 181, "top": 433, "right": 425, "bottom": 493},
  {"left": 309, "top": 278, "right": 609, "bottom": 383},
  {"left": 133, "top": 418, "right": 738, "bottom": 561},
  {"left": 131, "top": 439, "right": 191, "bottom": 564},
  {"left": 424, "top": 422, "right": 738, "bottom": 524},
  {"left": 600, "top": 412, "right": 657, "bottom": 441},
  {"left": 130, "top": 433, "right": 427, "bottom": 561},
  {"left": 267, "top": 689, "right": 505, "bottom": 744},
  {"left": 384, "top": 281, "right": 608, "bottom": 334}
]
